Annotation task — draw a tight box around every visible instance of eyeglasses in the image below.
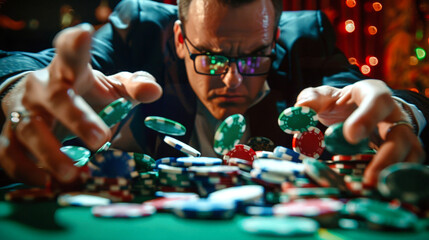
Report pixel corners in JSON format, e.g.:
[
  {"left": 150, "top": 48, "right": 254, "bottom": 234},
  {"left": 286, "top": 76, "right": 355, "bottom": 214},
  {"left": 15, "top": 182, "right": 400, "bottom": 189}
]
[{"left": 182, "top": 28, "right": 275, "bottom": 76}]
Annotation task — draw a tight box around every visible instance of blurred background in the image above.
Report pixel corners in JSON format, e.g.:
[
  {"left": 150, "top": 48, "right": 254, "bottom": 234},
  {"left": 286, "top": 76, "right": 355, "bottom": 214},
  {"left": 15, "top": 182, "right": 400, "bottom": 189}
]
[{"left": 1, "top": 0, "right": 428, "bottom": 97}]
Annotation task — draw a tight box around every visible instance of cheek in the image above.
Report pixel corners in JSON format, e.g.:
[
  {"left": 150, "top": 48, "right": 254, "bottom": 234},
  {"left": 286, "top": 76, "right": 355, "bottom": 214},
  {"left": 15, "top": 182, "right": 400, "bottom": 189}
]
[
  {"left": 186, "top": 61, "right": 211, "bottom": 99},
  {"left": 245, "top": 77, "right": 266, "bottom": 99}
]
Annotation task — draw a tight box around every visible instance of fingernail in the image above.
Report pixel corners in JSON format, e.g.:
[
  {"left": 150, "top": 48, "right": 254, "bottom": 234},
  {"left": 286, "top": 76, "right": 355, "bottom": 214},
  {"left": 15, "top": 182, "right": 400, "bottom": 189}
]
[
  {"left": 87, "top": 128, "right": 106, "bottom": 148},
  {"left": 58, "top": 163, "right": 79, "bottom": 182},
  {"left": 77, "top": 23, "right": 94, "bottom": 33}
]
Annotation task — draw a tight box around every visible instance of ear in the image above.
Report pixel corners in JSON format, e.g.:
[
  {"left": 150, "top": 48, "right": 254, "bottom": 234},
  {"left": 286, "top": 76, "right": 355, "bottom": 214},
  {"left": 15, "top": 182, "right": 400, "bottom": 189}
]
[{"left": 174, "top": 20, "right": 186, "bottom": 59}]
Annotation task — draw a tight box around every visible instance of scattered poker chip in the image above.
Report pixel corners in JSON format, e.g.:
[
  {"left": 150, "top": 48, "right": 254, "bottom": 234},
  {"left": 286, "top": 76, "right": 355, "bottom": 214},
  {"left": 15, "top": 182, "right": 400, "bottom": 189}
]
[
  {"left": 250, "top": 169, "right": 294, "bottom": 184},
  {"left": 253, "top": 159, "right": 305, "bottom": 177},
  {"left": 378, "top": 163, "right": 429, "bottom": 205},
  {"left": 90, "top": 149, "right": 138, "bottom": 179},
  {"left": 246, "top": 137, "right": 275, "bottom": 151},
  {"left": 92, "top": 203, "right": 156, "bottom": 218},
  {"left": 5, "top": 188, "right": 56, "bottom": 202},
  {"left": 324, "top": 122, "right": 370, "bottom": 155},
  {"left": 57, "top": 193, "right": 111, "bottom": 207},
  {"left": 144, "top": 195, "right": 199, "bottom": 211},
  {"left": 98, "top": 98, "right": 133, "bottom": 127},
  {"left": 188, "top": 165, "right": 240, "bottom": 177},
  {"left": 60, "top": 145, "right": 91, "bottom": 167},
  {"left": 144, "top": 116, "right": 186, "bottom": 136},
  {"left": 303, "top": 157, "right": 349, "bottom": 194},
  {"left": 255, "top": 151, "right": 281, "bottom": 159},
  {"left": 345, "top": 198, "right": 418, "bottom": 229},
  {"left": 170, "top": 198, "right": 236, "bottom": 219},
  {"left": 164, "top": 136, "right": 201, "bottom": 157},
  {"left": 223, "top": 144, "right": 256, "bottom": 163},
  {"left": 240, "top": 216, "right": 319, "bottom": 236},
  {"left": 292, "top": 126, "right": 325, "bottom": 159},
  {"left": 157, "top": 164, "right": 189, "bottom": 174},
  {"left": 273, "top": 198, "right": 344, "bottom": 217},
  {"left": 332, "top": 154, "right": 374, "bottom": 161},
  {"left": 208, "top": 185, "right": 264, "bottom": 205},
  {"left": 132, "top": 153, "right": 156, "bottom": 172},
  {"left": 175, "top": 157, "right": 222, "bottom": 167},
  {"left": 273, "top": 146, "right": 306, "bottom": 163},
  {"left": 278, "top": 106, "right": 318, "bottom": 134},
  {"left": 213, "top": 114, "right": 246, "bottom": 155},
  {"left": 244, "top": 206, "right": 274, "bottom": 216}
]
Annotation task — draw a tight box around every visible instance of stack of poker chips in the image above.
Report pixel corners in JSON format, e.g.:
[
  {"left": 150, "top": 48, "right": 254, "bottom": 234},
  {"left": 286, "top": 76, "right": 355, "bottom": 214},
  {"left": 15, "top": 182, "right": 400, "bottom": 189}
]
[{"left": 223, "top": 144, "right": 256, "bottom": 172}]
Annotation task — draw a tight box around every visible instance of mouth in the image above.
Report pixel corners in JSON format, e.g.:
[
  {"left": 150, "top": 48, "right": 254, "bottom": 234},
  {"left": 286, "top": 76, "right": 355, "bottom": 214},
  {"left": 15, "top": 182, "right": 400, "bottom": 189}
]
[{"left": 211, "top": 94, "right": 247, "bottom": 104}]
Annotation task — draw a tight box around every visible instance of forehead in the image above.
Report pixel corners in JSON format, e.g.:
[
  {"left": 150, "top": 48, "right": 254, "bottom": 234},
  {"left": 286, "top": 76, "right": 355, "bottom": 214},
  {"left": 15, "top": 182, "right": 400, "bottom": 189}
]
[{"left": 184, "top": 0, "right": 276, "bottom": 53}]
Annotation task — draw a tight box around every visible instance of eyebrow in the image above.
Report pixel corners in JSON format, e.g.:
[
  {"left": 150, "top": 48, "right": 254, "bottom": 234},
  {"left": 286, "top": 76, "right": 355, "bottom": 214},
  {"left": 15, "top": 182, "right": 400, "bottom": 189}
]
[{"left": 194, "top": 43, "right": 273, "bottom": 56}]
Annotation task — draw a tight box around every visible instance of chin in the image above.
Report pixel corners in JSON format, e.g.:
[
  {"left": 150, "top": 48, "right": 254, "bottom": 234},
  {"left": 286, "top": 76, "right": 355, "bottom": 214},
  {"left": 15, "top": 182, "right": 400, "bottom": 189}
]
[{"left": 210, "top": 104, "right": 247, "bottom": 120}]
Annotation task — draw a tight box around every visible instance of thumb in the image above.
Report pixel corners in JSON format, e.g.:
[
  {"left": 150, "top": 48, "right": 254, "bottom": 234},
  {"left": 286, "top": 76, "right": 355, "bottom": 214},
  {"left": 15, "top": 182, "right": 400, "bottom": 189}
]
[{"left": 109, "top": 71, "right": 163, "bottom": 103}]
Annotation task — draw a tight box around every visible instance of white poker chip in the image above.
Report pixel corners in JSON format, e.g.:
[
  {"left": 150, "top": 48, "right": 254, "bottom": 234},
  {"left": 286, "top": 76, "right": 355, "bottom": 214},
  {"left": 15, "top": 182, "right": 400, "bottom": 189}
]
[
  {"left": 92, "top": 203, "right": 156, "bottom": 218},
  {"left": 208, "top": 185, "right": 264, "bottom": 204},
  {"left": 57, "top": 193, "right": 111, "bottom": 207},
  {"left": 164, "top": 136, "right": 201, "bottom": 157}
]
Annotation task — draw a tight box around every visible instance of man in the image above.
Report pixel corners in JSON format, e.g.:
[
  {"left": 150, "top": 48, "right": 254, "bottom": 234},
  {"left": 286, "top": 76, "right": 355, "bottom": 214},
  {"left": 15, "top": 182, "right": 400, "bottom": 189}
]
[{"left": 0, "top": 0, "right": 427, "bottom": 188}]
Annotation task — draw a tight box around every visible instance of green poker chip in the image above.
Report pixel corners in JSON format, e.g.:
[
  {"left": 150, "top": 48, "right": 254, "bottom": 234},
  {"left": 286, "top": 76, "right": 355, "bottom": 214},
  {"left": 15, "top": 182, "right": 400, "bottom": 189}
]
[
  {"left": 324, "top": 122, "right": 370, "bottom": 155},
  {"left": 132, "top": 153, "right": 156, "bottom": 172},
  {"left": 278, "top": 106, "right": 318, "bottom": 134},
  {"left": 98, "top": 98, "right": 133, "bottom": 127},
  {"left": 213, "top": 114, "right": 246, "bottom": 155},
  {"left": 60, "top": 145, "right": 91, "bottom": 167},
  {"left": 144, "top": 116, "right": 186, "bottom": 136}
]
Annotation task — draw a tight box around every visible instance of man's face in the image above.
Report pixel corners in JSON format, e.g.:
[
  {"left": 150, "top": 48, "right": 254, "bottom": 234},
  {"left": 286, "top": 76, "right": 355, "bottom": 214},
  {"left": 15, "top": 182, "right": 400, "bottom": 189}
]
[{"left": 175, "top": 0, "right": 276, "bottom": 120}]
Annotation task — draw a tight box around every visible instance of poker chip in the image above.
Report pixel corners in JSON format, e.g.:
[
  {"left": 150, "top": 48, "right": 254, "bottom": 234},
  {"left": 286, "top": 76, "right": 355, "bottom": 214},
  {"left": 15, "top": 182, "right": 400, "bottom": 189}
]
[
  {"left": 164, "top": 136, "right": 201, "bottom": 157},
  {"left": 345, "top": 198, "right": 418, "bottom": 229},
  {"left": 378, "top": 163, "right": 429, "bottom": 205},
  {"left": 92, "top": 203, "right": 156, "bottom": 218},
  {"left": 213, "top": 114, "right": 246, "bottom": 155},
  {"left": 240, "top": 216, "right": 319, "bottom": 236},
  {"left": 255, "top": 151, "right": 281, "bottom": 159},
  {"left": 132, "top": 153, "right": 156, "bottom": 172},
  {"left": 324, "top": 122, "right": 370, "bottom": 155},
  {"left": 158, "top": 164, "right": 189, "bottom": 174},
  {"left": 60, "top": 145, "right": 91, "bottom": 167},
  {"left": 253, "top": 159, "right": 305, "bottom": 177},
  {"left": 175, "top": 157, "right": 222, "bottom": 167},
  {"left": 292, "top": 126, "right": 325, "bottom": 159},
  {"left": 278, "top": 106, "right": 318, "bottom": 134},
  {"left": 250, "top": 169, "right": 294, "bottom": 184},
  {"left": 208, "top": 185, "right": 264, "bottom": 205},
  {"left": 273, "top": 198, "right": 344, "bottom": 217},
  {"left": 273, "top": 146, "right": 306, "bottom": 163},
  {"left": 144, "top": 194, "right": 199, "bottom": 211},
  {"left": 98, "top": 98, "right": 133, "bottom": 127},
  {"left": 223, "top": 144, "right": 256, "bottom": 163},
  {"left": 170, "top": 198, "right": 236, "bottom": 219},
  {"left": 144, "top": 116, "right": 186, "bottom": 136},
  {"left": 57, "top": 193, "right": 111, "bottom": 207},
  {"left": 188, "top": 165, "right": 240, "bottom": 177},
  {"left": 303, "top": 157, "right": 349, "bottom": 193},
  {"left": 332, "top": 154, "right": 374, "bottom": 161},
  {"left": 244, "top": 206, "right": 274, "bottom": 216},
  {"left": 284, "top": 187, "right": 340, "bottom": 199},
  {"left": 5, "top": 188, "right": 56, "bottom": 202},
  {"left": 246, "top": 137, "right": 275, "bottom": 151},
  {"left": 90, "top": 149, "right": 138, "bottom": 179}
]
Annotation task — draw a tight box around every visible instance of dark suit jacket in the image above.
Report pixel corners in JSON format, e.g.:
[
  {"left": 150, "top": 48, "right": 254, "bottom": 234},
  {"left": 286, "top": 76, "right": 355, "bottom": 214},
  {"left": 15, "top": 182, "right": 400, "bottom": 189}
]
[{"left": 1, "top": 0, "right": 428, "bottom": 160}]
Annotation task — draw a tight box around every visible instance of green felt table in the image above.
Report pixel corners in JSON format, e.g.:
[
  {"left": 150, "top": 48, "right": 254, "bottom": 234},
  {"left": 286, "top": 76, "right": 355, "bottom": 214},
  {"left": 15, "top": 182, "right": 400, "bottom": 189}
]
[{"left": 1, "top": 191, "right": 429, "bottom": 240}]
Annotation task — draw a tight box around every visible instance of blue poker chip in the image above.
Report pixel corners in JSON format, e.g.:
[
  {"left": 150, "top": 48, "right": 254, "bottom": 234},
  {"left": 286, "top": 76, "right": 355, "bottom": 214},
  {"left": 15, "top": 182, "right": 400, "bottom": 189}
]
[
  {"left": 175, "top": 157, "right": 223, "bottom": 167},
  {"left": 252, "top": 159, "right": 305, "bottom": 177},
  {"left": 170, "top": 199, "right": 236, "bottom": 219},
  {"left": 157, "top": 164, "right": 189, "bottom": 174},
  {"left": 244, "top": 206, "right": 274, "bottom": 216},
  {"left": 164, "top": 136, "right": 201, "bottom": 157},
  {"left": 273, "top": 146, "right": 306, "bottom": 163},
  {"left": 208, "top": 185, "right": 264, "bottom": 205},
  {"left": 90, "top": 149, "right": 138, "bottom": 179},
  {"left": 155, "top": 157, "right": 178, "bottom": 167}
]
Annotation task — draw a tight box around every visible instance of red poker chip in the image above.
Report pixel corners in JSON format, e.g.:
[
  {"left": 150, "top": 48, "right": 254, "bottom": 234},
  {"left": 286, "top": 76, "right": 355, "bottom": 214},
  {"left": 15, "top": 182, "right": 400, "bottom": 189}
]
[
  {"left": 292, "top": 126, "right": 325, "bottom": 159},
  {"left": 92, "top": 203, "right": 156, "bottom": 218},
  {"left": 223, "top": 144, "right": 256, "bottom": 163},
  {"left": 158, "top": 186, "right": 198, "bottom": 193},
  {"left": 273, "top": 198, "right": 344, "bottom": 217},
  {"left": 5, "top": 188, "right": 57, "bottom": 202},
  {"left": 332, "top": 154, "right": 374, "bottom": 161}
]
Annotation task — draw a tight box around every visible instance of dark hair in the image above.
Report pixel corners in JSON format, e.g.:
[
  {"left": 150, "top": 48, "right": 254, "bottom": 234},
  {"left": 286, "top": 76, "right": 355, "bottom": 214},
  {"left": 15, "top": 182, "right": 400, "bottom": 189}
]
[{"left": 178, "top": 0, "right": 283, "bottom": 29}]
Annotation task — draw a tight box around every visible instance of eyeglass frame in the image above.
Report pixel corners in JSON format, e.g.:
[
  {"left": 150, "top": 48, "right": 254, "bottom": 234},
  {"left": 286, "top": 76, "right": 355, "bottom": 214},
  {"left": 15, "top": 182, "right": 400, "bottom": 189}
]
[{"left": 180, "top": 23, "right": 276, "bottom": 76}]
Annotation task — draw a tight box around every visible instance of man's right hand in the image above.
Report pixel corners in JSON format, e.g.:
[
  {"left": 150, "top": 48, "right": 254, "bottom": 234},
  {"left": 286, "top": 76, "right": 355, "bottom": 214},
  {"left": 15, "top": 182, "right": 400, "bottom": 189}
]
[{"left": 0, "top": 24, "right": 163, "bottom": 187}]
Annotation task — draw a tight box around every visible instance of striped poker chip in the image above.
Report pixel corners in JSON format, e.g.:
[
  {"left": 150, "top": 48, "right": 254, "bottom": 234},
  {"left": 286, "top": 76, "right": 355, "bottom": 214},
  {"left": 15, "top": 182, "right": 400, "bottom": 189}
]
[
  {"left": 164, "top": 136, "right": 201, "bottom": 157},
  {"left": 92, "top": 203, "right": 156, "bottom": 218},
  {"left": 60, "top": 145, "right": 91, "bottom": 166},
  {"left": 324, "top": 122, "right": 370, "bottom": 155},
  {"left": 5, "top": 188, "right": 56, "bottom": 202},
  {"left": 188, "top": 165, "right": 240, "bottom": 177},
  {"left": 132, "top": 153, "right": 156, "bottom": 172},
  {"left": 98, "top": 98, "right": 133, "bottom": 128},
  {"left": 85, "top": 184, "right": 130, "bottom": 192},
  {"left": 252, "top": 159, "right": 305, "bottom": 177},
  {"left": 57, "top": 193, "right": 111, "bottom": 207},
  {"left": 292, "top": 126, "right": 325, "bottom": 159},
  {"left": 273, "top": 146, "right": 307, "bottom": 163},
  {"left": 223, "top": 144, "right": 256, "bottom": 163},
  {"left": 208, "top": 185, "right": 264, "bottom": 204},
  {"left": 250, "top": 169, "right": 295, "bottom": 184},
  {"left": 255, "top": 151, "right": 281, "bottom": 160},
  {"left": 144, "top": 195, "right": 199, "bottom": 211},
  {"left": 86, "top": 177, "right": 130, "bottom": 186},
  {"left": 90, "top": 149, "right": 138, "bottom": 178},
  {"left": 170, "top": 198, "right": 236, "bottom": 219},
  {"left": 155, "top": 157, "right": 178, "bottom": 167},
  {"left": 284, "top": 187, "right": 340, "bottom": 198},
  {"left": 157, "top": 164, "right": 189, "bottom": 174},
  {"left": 213, "top": 114, "right": 246, "bottom": 155},
  {"left": 303, "top": 158, "right": 349, "bottom": 193},
  {"left": 144, "top": 116, "right": 186, "bottom": 136},
  {"left": 91, "top": 190, "right": 134, "bottom": 202},
  {"left": 332, "top": 154, "right": 374, "bottom": 161},
  {"left": 175, "top": 157, "right": 223, "bottom": 167},
  {"left": 273, "top": 198, "right": 344, "bottom": 217},
  {"left": 247, "top": 136, "right": 275, "bottom": 152},
  {"left": 278, "top": 106, "right": 318, "bottom": 134}
]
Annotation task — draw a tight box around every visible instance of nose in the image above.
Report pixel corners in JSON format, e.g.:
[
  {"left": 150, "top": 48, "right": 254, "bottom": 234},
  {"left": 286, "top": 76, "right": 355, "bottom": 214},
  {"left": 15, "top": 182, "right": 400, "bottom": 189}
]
[{"left": 222, "top": 62, "right": 243, "bottom": 89}]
